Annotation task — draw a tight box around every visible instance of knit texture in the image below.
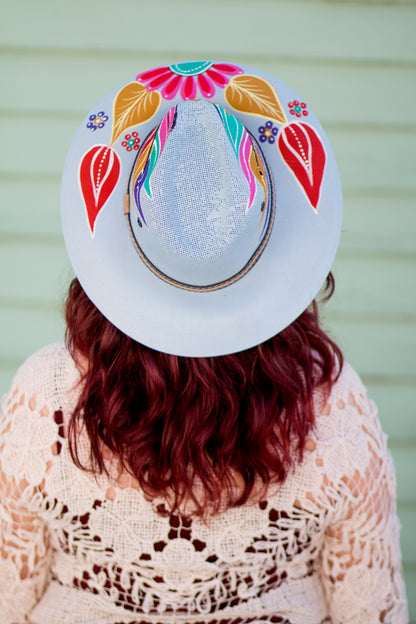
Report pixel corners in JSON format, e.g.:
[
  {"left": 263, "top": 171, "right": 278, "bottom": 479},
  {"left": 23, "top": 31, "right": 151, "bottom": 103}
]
[{"left": 0, "top": 343, "right": 408, "bottom": 623}]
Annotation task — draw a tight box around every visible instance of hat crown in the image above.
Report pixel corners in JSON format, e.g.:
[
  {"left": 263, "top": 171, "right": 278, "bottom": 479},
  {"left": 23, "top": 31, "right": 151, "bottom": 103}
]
[{"left": 128, "top": 100, "right": 273, "bottom": 290}]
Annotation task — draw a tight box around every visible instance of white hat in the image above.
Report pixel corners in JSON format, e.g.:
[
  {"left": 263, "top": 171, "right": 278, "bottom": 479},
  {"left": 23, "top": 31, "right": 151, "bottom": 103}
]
[{"left": 61, "top": 61, "right": 342, "bottom": 356}]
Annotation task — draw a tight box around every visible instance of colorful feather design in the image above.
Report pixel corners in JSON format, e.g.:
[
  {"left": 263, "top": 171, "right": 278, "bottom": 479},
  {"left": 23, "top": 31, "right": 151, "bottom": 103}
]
[
  {"left": 132, "top": 107, "right": 177, "bottom": 226},
  {"left": 143, "top": 106, "right": 176, "bottom": 197},
  {"left": 214, "top": 105, "right": 257, "bottom": 212}
]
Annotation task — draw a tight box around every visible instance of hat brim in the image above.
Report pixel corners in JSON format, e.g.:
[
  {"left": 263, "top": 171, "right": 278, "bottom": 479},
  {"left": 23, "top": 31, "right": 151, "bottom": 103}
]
[{"left": 61, "top": 62, "right": 342, "bottom": 357}]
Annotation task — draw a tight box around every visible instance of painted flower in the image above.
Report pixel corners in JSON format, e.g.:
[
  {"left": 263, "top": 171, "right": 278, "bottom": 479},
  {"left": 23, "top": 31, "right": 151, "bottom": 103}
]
[
  {"left": 121, "top": 131, "right": 140, "bottom": 151},
  {"left": 86, "top": 111, "right": 109, "bottom": 131},
  {"left": 258, "top": 121, "right": 278, "bottom": 144},
  {"left": 288, "top": 100, "right": 308, "bottom": 118},
  {"left": 136, "top": 61, "right": 243, "bottom": 101}
]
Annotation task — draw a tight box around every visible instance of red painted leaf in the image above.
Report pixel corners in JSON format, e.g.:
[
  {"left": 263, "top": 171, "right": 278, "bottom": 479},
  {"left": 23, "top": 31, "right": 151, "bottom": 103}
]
[
  {"left": 278, "top": 122, "right": 326, "bottom": 211},
  {"left": 79, "top": 145, "right": 121, "bottom": 235}
]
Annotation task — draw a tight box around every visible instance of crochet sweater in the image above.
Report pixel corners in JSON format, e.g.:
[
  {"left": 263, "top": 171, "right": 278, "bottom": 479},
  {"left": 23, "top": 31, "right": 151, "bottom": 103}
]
[{"left": 0, "top": 343, "right": 408, "bottom": 623}]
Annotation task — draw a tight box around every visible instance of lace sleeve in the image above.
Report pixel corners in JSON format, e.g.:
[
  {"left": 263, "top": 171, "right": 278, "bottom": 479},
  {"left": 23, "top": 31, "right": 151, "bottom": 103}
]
[
  {"left": 0, "top": 359, "right": 58, "bottom": 623},
  {"left": 319, "top": 374, "right": 408, "bottom": 624}
]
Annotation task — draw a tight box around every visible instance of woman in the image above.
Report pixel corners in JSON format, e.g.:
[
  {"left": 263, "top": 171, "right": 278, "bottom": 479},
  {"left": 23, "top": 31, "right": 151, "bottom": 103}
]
[{"left": 0, "top": 62, "right": 408, "bottom": 623}]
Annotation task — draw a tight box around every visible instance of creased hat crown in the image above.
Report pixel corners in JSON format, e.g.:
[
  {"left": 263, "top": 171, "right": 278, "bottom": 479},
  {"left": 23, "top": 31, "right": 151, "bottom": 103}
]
[{"left": 126, "top": 100, "right": 273, "bottom": 290}]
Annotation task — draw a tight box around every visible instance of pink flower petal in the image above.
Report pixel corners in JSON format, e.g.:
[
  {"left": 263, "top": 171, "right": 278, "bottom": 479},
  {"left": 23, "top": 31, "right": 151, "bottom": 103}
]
[
  {"left": 136, "top": 66, "right": 170, "bottom": 82},
  {"left": 145, "top": 70, "right": 174, "bottom": 90},
  {"left": 212, "top": 63, "right": 243, "bottom": 76},
  {"left": 161, "top": 74, "right": 183, "bottom": 99},
  {"left": 181, "top": 76, "right": 197, "bottom": 100},
  {"left": 206, "top": 68, "right": 229, "bottom": 87},
  {"left": 197, "top": 73, "right": 215, "bottom": 98}
]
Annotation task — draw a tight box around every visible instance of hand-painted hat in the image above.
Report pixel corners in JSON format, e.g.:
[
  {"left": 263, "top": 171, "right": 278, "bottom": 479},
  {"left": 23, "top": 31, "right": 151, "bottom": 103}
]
[{"left": 61, "top": 61, "right": 342, "bottom": 357}]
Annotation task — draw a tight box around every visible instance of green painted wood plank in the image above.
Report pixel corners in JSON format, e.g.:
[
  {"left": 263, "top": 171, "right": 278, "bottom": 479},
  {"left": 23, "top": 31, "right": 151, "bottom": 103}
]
[
  {"left": 0, "top": 365, "right": 16, "bottom": 399},
  {"left": 328, "top": 255, "right": 416, "bottom": 318},
  {"left": 0, "top": 241, "right": 71, "bottom": 303},
  {"left": 2, "top": 178, "right": 415, "bottom": 255},
  {"left": 1, "top": 52, "right": 415, "bottom": 128},
  {"left": 328, "top": 129, "right": 416, "bottom": 193},
  {"left": 397, "top": 506, "right": 416, "bottom": 564},
  {"left": 387, "top": 445, "right": 416, "bottom": 503},
  {"left": 326, "top": 317, "right": 416, "bottom": 377},
  {"left": 1, "top": 360, "right": 408, "bottom": 441},
  {"left": 403, "top": 566, "right": 416, "bottom": 621},
  {"left": 0, "top": 177, "right": 62, "bottom": 236},
  {"left": 366, "top": 383, "right": 416, "bottom": 440},
  {"left": 1, "top": 109, "right": 293, "bottom": 174},
  {"left": 0, "top": 302, "right": 414, "bottom": 377},
  {"left": 0, "top": 117, "right": 77, "bottom": 175},
  {"left": 1, "top": 0, "right": 415, "bottom": 63},
  {"left": 0, "top": 0, "right": 414, "bottom": 610},
  {"left": 339, "top": 0, "right": 416, "bottom": 3},
  {"left": 2, "top": 117, "right": 415, "bottom": 192},
  {"left": 258, "top": 61, "right": 416, "bottom": 128},
  {"left": 341, "top": 0, "right": 416, "bottom": 4},
  {"left": 341, "top": 194, "right": 416, "bottom": 254},
  {"left": 0, "top": 306, "right": 65, "bottom": 362},
  {"left": 2, "top": 239, "right": 415, "bottom": 320},
  {"left": 0, "top": 364, "right": 413, "bottom": 439}
]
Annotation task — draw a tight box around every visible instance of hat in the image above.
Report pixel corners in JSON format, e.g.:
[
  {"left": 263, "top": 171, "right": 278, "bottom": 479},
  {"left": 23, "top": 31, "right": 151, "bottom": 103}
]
[{"left": 61, "top": 61, "right": 342, "bottom": 357}]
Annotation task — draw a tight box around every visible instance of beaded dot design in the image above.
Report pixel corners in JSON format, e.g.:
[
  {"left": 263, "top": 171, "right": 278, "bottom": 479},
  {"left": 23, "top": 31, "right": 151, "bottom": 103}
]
[
  {"left": 78, "top": 61, "right": 327, "bottom": 237},
  {"left": 122, "top": 132, "right": 140, "bottom": 152},
  {"left": 289, "top": 100, "right": 308, "bottom": 118}
]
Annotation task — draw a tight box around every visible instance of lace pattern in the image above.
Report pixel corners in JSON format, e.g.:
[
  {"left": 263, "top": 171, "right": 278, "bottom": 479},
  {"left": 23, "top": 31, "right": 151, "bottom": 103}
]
[{"left": 0, "top": 343, "right": 408, "bottom": 624}]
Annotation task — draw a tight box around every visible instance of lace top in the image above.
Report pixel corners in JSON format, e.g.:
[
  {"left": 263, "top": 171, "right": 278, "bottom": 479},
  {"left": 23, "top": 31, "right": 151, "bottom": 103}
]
[{"left": 0, "top": 343, "right": 408, "bottom": 624}]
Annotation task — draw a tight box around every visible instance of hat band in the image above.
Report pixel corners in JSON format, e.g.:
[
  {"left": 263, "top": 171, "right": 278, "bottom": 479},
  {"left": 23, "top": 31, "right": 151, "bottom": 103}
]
[
  {"left": 124, "top": 144, "right": 275, "bottom": 292},
  {"left": 123, "top": 187, "right": 275, "bottom": 293},
  {"left": 122, "top": 99, "right": 276, "bottom": 292}
]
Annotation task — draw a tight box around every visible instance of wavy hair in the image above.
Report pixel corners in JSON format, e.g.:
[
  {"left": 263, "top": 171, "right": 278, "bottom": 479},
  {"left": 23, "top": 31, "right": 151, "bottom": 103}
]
[{"left": 65, "top": 276, "right": 342, "bottom": 516}]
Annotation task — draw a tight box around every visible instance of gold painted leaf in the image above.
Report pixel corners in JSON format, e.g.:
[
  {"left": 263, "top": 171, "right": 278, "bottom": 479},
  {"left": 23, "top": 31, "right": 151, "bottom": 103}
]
[
  {"left": 225, "top": 75, "right": 287, "bottom": 125},
  {"left": 110, "top": 82, "right": 161, "bottom": 146}
]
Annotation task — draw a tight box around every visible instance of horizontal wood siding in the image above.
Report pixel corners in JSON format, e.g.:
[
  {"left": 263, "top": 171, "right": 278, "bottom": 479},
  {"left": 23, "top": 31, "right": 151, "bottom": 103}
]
[{"left": 1, "top": 0, "right": 415, "bottom": 617}]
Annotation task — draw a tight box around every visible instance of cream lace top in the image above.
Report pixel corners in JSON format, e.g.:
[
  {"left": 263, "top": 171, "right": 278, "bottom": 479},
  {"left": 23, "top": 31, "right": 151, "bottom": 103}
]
[{"left": 0, "top": 343, "right": 408, "bottom": 624}]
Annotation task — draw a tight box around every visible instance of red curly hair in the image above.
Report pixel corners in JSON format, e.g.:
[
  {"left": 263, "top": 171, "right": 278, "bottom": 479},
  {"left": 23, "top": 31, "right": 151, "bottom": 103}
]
[{"left": 65, "top": 276, "right": 342, "bottom": 516}]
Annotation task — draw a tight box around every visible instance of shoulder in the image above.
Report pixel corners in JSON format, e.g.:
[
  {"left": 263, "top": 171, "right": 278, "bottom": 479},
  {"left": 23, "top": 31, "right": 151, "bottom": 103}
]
[
  {"left": 0, "top": 342, "right": 79, "bottom": 487},
  {"left": 0, "top": 343, "right": 80, "bottom": 488},
  {"left": 1, "top": 342, "right": 80, "bottom": 446},
  {"left": 10, "top": 341, "right": 69, "bottom": 385},
  {"left": 312, "top": 362, "right": 391, "bottom": 483},
  {"left": 4, "top": 342, "right": 79, "bottom": 409},
  {"left": 328, "top": 360, "right": 369, "bottom": 405},
  {"left": 316, "top": 360, "right": 378, "bottom": 430}
]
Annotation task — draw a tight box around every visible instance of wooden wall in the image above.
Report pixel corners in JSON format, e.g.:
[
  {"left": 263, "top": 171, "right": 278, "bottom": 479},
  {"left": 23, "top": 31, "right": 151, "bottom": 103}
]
[{"left": 1, "top": 0, "right": 415, "bottom": 617}]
